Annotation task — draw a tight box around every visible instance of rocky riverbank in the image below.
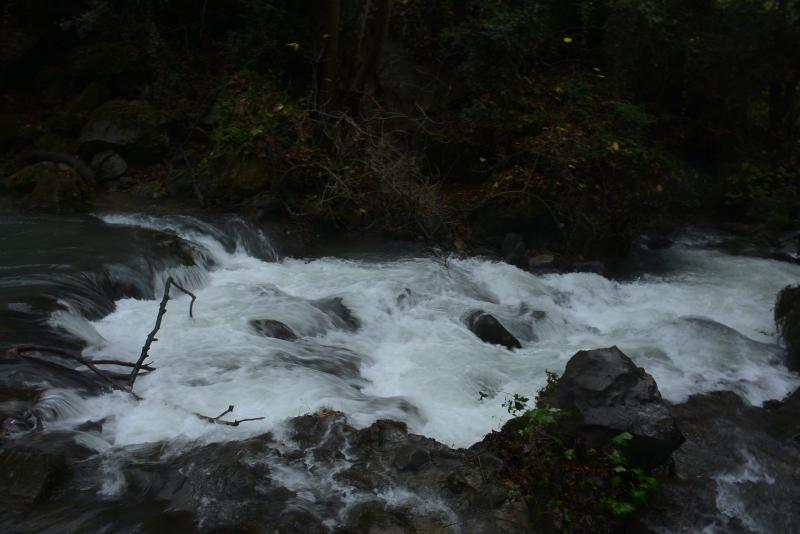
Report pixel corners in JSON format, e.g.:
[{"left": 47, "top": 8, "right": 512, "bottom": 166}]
[{"left": 3, "top": 338, "right": 799, "bottom": 532}]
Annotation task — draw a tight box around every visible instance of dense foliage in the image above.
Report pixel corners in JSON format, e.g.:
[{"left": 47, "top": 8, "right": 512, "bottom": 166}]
[{"left": 1, "top": 0, "right": 798, "bottom": 254}]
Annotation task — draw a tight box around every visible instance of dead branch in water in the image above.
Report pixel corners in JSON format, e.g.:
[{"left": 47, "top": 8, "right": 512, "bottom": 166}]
[
  {"left": 194, "top": 405, "right": 266, "bottom": 427},
  {"left": 9, "top": 278, "right": 263, "bottom": 432},
  {"left": 9, "top": 345, "right": 144, "bottom": 393},
  {"left": 8, "top": 346, "right": 155, "bottom": 372},
  {"left": 128, "top": 277, "right": 196, "bottom": 390}
]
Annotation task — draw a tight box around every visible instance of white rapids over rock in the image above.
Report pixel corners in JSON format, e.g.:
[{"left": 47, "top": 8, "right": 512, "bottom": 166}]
[{"left": 51, "top": 214, "right": 800, "bottom": 450}]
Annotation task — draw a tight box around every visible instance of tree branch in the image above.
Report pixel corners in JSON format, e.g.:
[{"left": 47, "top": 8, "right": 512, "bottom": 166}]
[
  {"left": 128, "top": 277, "right": 195, "bottom": 390},
  {"left": 193, "top": 405, "right": 265, "bottom": 427}
]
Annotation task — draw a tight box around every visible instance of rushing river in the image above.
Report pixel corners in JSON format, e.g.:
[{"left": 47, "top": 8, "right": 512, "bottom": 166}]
[
  {"left": 33, "top": 213, "right": 798, "bottom": 448},
  {"left": 2, "top": 211, "right": 799, "bottom": 532}
]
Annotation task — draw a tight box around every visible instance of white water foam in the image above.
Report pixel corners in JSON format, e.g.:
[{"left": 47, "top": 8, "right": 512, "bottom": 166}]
[{"left": 51, "top": 215, "right": 800, "bottom": 449}]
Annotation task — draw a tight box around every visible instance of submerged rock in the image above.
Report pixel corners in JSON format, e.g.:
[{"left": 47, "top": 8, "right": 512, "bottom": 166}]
[
  {"left": 314, "top": 296, "right": 361, "bottom": 331},
  {"left": 249, "top": 319, "right": 297, "bottom": 341},
  {"left": 540, "top": 346, "right": 684, "bottom": 469},
  {"left": 465, "top": 310, "right": 522, "bottom": 350},
  {"left": 775, "top": 285, "right": 800, "bottom": 371}
]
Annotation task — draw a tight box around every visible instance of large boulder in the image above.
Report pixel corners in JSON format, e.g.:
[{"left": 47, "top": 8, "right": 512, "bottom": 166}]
[
  {"left": 3, "top": 162, "right": 93, "bottom": 213},
  {"left": 775, "top": 285, "right": 800, "bottom": 371},
  {"left": 80, "top": 100, "right": 169, "bottom": 163},
  {"left": 542, "top": 346, "right": 684, "bottom": 469},
  {"left": 465, "top": 311, "right": 522, "bottom": 350}
]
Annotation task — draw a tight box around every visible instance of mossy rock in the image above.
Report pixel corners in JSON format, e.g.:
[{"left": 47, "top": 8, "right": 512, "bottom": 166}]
[
  {"left": 775, "top": 285, "right": 800, "bottom": 371},
  {"left": 0, "top": 113, "right": 21, "bottom": 149},
  {"left": 45, "top": 84, "right": 113, "bottom": 137},
  {"left": 67, "top": 83, "right": 112, "bottom": 115},
  {"left": 198, "top": 155, "right": 273, "bottom": 207},
  {"left": 80, "top": 100, "right": 169, "bottom": 163},
  {"left": 4, "top": 162, "right": 94, "bottom": 214}
]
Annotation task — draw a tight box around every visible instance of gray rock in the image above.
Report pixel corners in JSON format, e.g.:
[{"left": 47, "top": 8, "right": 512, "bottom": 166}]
[
  {"left": 4, "top": 162, "right": 93, "bottom": 213},
  {"left": 90, "top": 150, "right": 127, "bottom": 181},
  {"left": 79, "top": 100, "right": 169, "bottom": 163},
  {"left": 501, "top": 233, "right": 527, "bottom": 268},
  {"left": 249, "top": 319, "right": 297, "bottom": 341},
  {"left": 528, "top": 253, "right": 557, "bottom": 271},
  {"left": 393, "top": 444, "right": 431, "bottom": 472},
  {"left": 313, "top": 296, "right": 361, "bottom": 331},
  {"left": 0, "top": 448, "right": 70, "bottom": 505},
  {"left": 466, "top": 310, "right": 522, "bottom": 350},
  {"left": 544, "top": 346, "right": 684, "bottom": 469},
  {"left": 571, "top": 260, "right": 606, "bottom": 275}
]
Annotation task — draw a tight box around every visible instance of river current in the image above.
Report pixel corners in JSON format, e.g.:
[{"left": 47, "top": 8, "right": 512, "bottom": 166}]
[
  {"left": 3, "top": 212, "right": 799, "bottom": 532},
  {"left": 37, "top": 213, "right": 799, "bottom": 449}
]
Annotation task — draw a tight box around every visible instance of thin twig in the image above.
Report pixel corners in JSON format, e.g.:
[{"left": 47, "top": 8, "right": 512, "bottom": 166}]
[
  {"left": 91, "top": 359, "right": 156, "bottom": 372},
  {"left": 193, "top": 405, "right": 266, "bottom": 427}
]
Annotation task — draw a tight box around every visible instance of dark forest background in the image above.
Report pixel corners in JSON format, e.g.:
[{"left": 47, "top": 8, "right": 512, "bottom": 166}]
[{"left": 1, "top": 0, "right": 798, "bottom": 257}]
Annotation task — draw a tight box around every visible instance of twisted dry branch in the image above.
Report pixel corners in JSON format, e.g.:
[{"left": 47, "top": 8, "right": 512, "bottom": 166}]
[{"left": 128, "top": 276, "right": 196, "bottom": 390}]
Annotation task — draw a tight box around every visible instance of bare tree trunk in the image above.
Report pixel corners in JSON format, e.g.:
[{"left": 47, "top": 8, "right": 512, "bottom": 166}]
[
  {"left": 352, "top": 0, "right": 394, "bottom": 95},
  {"left": 322, "top": 0, "right": 342, "bottom": 97}
]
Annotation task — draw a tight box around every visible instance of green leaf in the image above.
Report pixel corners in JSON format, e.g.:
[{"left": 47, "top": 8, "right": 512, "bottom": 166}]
[{"left": 611, "top": 432, "right": 633, "bottom": 445}]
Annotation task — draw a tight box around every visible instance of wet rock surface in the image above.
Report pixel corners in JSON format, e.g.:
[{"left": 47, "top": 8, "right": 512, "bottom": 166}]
[
  {"left": 250, "top": 319, "right": 298, "bottom": 341},
  {"left": 0, "top": 412, "right": 529, "bottom": 533},
  {"left": 465, "top": 310, "right": 522, "bottom": 350},
  {"left": 639, "top": 390, "right": 800, "bottom": 533},
  {"left": 775, "top": 285, "right": 800, "bottom": 370},
  {"left": 313, "top": 296, "right": 362, "bottom": 332},
  {"left": 540, "top": 346, "right": 685, "bottom": 470}
]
